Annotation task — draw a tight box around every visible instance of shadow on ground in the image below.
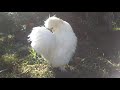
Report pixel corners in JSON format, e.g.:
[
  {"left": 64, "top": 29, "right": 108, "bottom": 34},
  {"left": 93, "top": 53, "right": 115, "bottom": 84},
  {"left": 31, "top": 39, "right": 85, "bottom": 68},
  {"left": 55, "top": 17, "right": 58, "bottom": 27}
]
[{"left": 1, "top": 12, "right": 120, "bottom": 78}]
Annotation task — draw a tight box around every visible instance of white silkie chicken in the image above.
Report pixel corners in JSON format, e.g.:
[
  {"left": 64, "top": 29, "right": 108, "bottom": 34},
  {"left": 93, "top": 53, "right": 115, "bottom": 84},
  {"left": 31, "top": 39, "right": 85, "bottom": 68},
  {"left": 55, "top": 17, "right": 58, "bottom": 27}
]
[{"left": 28, "top": 16, "right": 77, "bottom": 71}]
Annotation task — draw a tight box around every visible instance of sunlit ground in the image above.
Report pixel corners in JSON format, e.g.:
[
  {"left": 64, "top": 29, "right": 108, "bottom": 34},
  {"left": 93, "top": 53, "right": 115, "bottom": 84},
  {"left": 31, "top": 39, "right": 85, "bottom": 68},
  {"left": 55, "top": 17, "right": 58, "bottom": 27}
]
[
  {"left": 0, "top": 33, "right": 54, "bottom": 78},
  {"left": 1, "top": 33, "right": 120, "bottom": 78},
  {"left": 113, "top": 28, "right": 120, "bottom": 31}
]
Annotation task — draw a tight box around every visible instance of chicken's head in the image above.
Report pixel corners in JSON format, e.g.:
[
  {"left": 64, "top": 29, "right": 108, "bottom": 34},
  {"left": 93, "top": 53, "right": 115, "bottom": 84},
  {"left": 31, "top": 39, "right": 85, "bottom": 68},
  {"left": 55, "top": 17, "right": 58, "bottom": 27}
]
[{"left": 44, "top": 16, "right": 63, "bottom": 33}]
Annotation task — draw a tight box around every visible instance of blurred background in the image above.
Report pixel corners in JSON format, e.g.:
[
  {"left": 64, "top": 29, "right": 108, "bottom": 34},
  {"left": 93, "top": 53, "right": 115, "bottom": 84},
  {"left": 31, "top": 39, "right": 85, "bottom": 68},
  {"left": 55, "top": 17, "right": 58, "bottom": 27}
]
[{"left": 1, "top": 12, "right": 120, "bottom": 78}]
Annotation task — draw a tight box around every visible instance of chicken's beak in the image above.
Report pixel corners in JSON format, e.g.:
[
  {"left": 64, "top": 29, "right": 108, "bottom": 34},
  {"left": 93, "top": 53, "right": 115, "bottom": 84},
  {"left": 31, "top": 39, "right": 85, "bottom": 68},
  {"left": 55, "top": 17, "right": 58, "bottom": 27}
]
[
  {"left": 46, "top": 27, "right": 53, "bottom": 33},
  {"left": 48, "top": 28, "right": 53, "bottom": 32},
  {"left": 44, "top": 25, "right": 53, "bottom": 32}
]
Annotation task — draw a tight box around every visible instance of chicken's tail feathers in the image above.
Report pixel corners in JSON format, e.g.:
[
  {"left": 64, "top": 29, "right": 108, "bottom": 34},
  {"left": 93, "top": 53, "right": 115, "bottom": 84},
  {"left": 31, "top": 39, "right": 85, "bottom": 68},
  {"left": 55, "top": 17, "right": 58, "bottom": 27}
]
[{"left": 28, "top": 26, "right": 56, "bottom": 58}]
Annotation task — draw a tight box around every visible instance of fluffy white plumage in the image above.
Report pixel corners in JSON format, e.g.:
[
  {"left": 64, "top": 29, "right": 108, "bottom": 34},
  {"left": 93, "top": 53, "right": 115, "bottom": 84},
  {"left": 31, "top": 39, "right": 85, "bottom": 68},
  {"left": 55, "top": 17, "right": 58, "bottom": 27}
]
[{"left": 28, "top": 16, "right": 77, "bottom": 71}]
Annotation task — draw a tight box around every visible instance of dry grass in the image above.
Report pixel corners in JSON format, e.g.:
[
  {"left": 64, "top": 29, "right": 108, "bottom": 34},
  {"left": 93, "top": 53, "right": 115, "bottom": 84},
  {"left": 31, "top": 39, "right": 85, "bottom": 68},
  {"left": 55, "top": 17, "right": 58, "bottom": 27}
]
[{"left": 1, "top": 33, "right": 120, "bottom": 78}]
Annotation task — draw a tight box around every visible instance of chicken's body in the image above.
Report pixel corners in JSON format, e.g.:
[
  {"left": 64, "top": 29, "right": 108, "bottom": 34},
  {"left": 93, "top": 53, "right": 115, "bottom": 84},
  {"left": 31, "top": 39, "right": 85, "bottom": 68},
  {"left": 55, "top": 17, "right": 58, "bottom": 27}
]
[{"left": 28, "top": 16, "right": 77, "bottom": 71}]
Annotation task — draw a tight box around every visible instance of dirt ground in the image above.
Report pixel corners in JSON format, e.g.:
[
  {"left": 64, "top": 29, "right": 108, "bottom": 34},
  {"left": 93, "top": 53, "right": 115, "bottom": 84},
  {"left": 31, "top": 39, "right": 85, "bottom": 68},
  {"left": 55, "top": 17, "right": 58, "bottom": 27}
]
[{"left": 1, "top": 12, "right": 120, "bottom": 78}]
